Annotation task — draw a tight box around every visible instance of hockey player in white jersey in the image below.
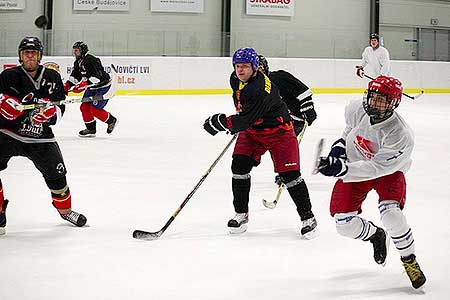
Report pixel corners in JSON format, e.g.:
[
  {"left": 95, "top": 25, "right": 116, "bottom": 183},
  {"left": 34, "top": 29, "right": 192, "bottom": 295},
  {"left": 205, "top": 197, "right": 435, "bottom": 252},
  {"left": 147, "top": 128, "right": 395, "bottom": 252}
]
[
  {"left": 355, "top": 33, "right": 391, "bottom": 78},
  {"left": 317, "top": 75, "right": 426, "bottom": 289}
]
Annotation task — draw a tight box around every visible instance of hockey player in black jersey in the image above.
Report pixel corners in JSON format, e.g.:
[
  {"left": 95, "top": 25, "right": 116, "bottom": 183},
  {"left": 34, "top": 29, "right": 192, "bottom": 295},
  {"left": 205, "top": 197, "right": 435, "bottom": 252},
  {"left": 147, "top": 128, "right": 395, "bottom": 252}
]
[
  {"left": 258, "top": 55, "right": 316, "bottom": 135},
  {"left": 64, "top": 41, "right": 117, "bottom": 137},
  {"left": 0, "top": 37, "right": 87, "bottom": 234},
  {"left": 203, "top": 47, "right": 317, "bottom": 239}
]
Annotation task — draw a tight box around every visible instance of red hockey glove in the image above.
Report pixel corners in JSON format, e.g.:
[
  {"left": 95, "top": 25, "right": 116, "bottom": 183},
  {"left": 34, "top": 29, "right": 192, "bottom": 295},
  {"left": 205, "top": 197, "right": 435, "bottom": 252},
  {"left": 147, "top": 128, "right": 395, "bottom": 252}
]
[
  {"left": 63, "top": 82, "right": 72, "bottom": 95},
  {"left": 355, "top": 66, "right": 364, "bottom": 78},
  {"left": 0, "top": 93, "right": 24, "bottom": 120},
  {"left": 32, "top": 98, "right": 57, "bottom": 124},
  {"left": 71, "top": 80, "right": 89, "bottom": 93}
]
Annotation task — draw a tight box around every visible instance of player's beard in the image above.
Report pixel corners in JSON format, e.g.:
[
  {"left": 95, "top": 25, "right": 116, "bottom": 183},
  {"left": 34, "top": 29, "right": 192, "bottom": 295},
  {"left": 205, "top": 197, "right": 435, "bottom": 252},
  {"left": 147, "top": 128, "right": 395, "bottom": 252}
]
[{"left": 22, "top": 59, "right": 39, "bottom": 72}]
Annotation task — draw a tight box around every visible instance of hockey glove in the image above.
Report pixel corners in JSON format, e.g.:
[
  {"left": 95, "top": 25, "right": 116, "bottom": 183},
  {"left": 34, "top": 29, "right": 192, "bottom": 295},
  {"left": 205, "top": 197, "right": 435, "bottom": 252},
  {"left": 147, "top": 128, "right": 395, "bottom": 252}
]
[
  {"left": 274, "top": 175, "right": 283, "bottom": 186},
  {"left": 299, "top": 98, "right": 317, "bottom": 125},
  {"left": 328, "top": 138, "right": 347, "bottom": 159},
  {"left": 0, "top": 93, "right": 24, "bottom": 120},
  {"left": 355, "top": 66, "right": 364, "bottom": 78},
  {"left": 203, "top": 113, "right": 229, "bottom": 136},
  {"left": 71, "top": 80, "right": 89, "bottom": 93},
  {"left": 31, "top": 98, "right": 57, "bottom": 124},
  {"left": 63, "top": 82, "right": 73, "bottom": 95},
  {"left": 318, "top": 156, "right": 348, "bottom": 177}
]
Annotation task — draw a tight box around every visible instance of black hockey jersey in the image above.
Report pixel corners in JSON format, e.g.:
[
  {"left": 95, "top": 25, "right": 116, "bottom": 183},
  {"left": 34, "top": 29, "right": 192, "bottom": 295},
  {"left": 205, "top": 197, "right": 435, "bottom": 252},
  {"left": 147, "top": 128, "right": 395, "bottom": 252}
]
[
  {"left": 0, "top": 65, "right": 65, "bottom": 142},
  {"left": 68, "top": 54, "right": 110, "bottom": 89},
  {"left": 228, "top": 71, "right": 291, "bottom": 134},
  {"left": 268, "top": 70, "right": 312, "bottom": 118}
]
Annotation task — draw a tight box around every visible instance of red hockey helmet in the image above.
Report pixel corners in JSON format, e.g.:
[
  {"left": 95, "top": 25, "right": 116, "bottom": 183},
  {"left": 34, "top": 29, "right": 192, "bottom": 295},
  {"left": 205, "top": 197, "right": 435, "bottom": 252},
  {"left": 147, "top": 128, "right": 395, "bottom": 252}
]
[{"left": 363, "top": 76, "right": 403, "bottom": 120}]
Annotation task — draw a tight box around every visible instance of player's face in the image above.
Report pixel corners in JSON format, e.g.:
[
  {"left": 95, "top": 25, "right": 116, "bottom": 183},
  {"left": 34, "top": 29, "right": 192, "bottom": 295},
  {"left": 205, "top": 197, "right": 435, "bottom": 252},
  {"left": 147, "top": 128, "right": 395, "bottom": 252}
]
[
  {"left": 368, "top": 91, "right": 390, "bottom": 114},
  {"left": 21, "top": 50, "right": 40, "bottom": 72},
  {"left": 370, "top": 38, "right": 379, "bottom": 48},
  {"left": 73, "top": 48, "right": 81, "bottom": 57},
  {"left": 235, "top": 63, "right": 254, "bottom": 82}
]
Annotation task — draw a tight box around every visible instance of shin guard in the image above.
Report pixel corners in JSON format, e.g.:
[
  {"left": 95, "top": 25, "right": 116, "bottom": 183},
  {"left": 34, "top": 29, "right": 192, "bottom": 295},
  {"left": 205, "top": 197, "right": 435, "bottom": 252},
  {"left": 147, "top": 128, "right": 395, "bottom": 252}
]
[
  {"left": 232, "top": 174, "right": 250, "bottom": 213},
  {"left": 379, "top": 200, "right": 415, "bottom": 257}
]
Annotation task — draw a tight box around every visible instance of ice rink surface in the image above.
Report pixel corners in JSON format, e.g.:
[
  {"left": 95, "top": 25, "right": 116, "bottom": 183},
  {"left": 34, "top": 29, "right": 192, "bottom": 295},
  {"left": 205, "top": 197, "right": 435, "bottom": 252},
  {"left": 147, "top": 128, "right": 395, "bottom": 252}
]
[{"left": 1, "top": 94, "right": 449, "bottom": 300}]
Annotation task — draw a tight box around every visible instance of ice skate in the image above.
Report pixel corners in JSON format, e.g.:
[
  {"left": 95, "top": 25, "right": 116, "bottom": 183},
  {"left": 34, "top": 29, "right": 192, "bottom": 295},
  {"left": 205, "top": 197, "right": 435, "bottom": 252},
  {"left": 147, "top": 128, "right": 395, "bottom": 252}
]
[
  {"left": 401, "top": 254, "right": 426, "bottom": 289},
  {"left": 0, "top": 200, "right": 9, "bottom": 235},
  {"left": 227, "top": 213, "right": 248, "bottom": 234},
  {"left": 369, "top": 225, "right": 389, "bottom": 266},
  {"left": 78, "top": 128, "right": 96, "bottom": 137},
  {"left": 106, "top": 115, "right": 118, "bottom": 134},
  {"left": 300, "top": 216, "right": 318, "bottom": 239},
  {"left": 59, "top": 210, "right": 87, "bottom": 227}
]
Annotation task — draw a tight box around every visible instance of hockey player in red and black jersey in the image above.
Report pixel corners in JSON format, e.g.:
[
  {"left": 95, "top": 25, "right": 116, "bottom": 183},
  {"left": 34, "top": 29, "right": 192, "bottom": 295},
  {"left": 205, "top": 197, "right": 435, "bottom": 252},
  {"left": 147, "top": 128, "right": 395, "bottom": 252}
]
[
  {"left": 64, "top": 41, "right": 117, "bottom": 137},
  {"left": 0, "top": 37, "right": 87, "bottom": 234},
  {"left": 203, "top": 47, "right": 317, "bottom": 239},
  {"left": 258, "top": 54, "right": 317, "bottom": 190}
]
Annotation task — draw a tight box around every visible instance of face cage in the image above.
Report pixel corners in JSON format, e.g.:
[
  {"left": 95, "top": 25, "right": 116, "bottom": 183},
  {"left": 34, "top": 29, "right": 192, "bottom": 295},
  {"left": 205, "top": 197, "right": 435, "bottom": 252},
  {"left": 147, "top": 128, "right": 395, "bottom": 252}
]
[{"left": 363, "top": 90, "right": 399, "bottom": 119}]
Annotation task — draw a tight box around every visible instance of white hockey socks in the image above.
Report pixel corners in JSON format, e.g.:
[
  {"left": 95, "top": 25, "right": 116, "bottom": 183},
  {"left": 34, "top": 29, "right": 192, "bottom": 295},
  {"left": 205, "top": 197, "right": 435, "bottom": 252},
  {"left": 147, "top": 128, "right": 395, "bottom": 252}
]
[{"left": 379, "top": 200, "right": 415, "bottom": 258}]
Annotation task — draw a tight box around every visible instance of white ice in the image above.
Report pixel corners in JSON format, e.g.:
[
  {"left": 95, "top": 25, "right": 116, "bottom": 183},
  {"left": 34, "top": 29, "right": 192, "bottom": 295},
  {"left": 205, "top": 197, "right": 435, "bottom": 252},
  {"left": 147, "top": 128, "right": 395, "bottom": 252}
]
[{"left": 1, "top": 94, "right": 449, "bottom": 300}]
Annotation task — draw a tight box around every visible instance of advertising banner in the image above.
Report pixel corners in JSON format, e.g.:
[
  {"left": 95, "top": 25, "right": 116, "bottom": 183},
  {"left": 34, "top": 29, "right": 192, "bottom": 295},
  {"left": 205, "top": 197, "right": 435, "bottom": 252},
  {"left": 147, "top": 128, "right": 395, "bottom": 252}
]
[
  {"left": 150, "top": 0, "right": 204, "bottom": 13},
  {"left": 73, "top": 0, "right": 129, "bottom": 11},
  {"left": 246, "top": 0, "right": 294, "bottom": 17},
  {"left": 0, "top": 0, "right": 25, "bottom": 10}
]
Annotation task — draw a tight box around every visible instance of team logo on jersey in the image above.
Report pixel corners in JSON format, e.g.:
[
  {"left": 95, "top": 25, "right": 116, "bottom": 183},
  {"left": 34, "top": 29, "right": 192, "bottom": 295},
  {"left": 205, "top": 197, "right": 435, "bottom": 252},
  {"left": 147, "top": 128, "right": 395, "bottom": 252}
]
[
  {"left": 43, "top": 62, "right": 60, "bottom": 73},
  {"left": 354, "top": 135, "right": 377, "bottom": 159},
  {"left": 56, "top": 163, "right": 65, "bottom": 174}
]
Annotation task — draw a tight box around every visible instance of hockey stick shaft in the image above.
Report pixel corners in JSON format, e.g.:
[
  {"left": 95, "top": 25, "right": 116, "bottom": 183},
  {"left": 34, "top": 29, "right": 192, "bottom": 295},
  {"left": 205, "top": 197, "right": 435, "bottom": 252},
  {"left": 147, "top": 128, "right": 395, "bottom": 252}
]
[
  {"left": 133, "top": 134, "right": 238, "bottom": 240},
  {"left": 363, "top": 74, "right": 423, "bottom": 100},
  {"left": 18, "top": 64, "right": 118, "bottom": 110}
]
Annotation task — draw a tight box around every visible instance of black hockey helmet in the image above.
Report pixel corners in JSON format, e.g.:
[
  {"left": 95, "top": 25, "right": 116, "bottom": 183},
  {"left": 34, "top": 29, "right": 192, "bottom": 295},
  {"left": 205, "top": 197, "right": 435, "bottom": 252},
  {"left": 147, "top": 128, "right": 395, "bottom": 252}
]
[
  {"left": 258, "top": 54, "right": 269, "bottom": 74},
  {"left": 370, "top": 33, "right": 380, "bottom": 41},
  {"left": 73, "top": 41, "right": 89, "bottom": 57},
  {"left": 18, "top": 36, "right": 43, "bottom": 63}
]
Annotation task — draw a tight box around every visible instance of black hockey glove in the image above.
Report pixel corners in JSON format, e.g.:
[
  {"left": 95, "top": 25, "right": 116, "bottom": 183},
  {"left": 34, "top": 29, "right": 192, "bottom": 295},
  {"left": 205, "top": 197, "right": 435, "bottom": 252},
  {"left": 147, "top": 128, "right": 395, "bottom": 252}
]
[
  {"left": 318, "top": 156, "right": 348, "bottom": 177},
  {"left": 299, "top": 98, "right": 317, "bottom": 125},
  {"left": 274, "top": 175, "right": 283, "bottom": 186},
  {"left": 203, "top": 113, "right": 229, "bottom": 136},
  {"left": 328, "top": 138, "right": 346, "bottom": 159}
]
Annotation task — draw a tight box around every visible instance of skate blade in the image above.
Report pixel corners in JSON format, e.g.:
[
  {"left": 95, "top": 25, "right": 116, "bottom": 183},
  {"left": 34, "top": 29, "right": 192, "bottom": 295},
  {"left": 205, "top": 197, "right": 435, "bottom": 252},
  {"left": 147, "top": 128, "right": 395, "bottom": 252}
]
[
  {"left": 301, "top": 227, "right": 319, "bottom": 240},
  {"left": 262, "top": 199, "right": 276, "bottom": 209},
  {"left": 79, "top": 134, "right": 96, "bottom": 138},
  {"left": 0, "top": 227, "right": 5, "bottom": 235},
  {"left": 229, "top": 224, "right": 247, "bottom": 234}
]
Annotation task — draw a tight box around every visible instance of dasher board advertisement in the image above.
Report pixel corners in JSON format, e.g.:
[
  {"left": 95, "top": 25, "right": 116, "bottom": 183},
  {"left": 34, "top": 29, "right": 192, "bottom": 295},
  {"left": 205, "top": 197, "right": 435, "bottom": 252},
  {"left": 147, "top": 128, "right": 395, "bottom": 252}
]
[
  {"left": 150, "top": 0, "right": 204, "bottom": 13},
  {"left": 246, "top": 0, "right": 295, "bottom": 17},
  {"left": 0, "top": 0, "right": 25, "bottom": 10},
  {"left": 73, "top": 0, "right": 130, "bottom": 11}
]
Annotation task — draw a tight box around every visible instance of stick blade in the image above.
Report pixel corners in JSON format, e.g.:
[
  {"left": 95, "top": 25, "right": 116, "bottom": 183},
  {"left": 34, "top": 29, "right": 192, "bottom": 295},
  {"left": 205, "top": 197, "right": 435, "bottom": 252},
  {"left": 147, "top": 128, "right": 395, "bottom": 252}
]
[
  {"left": 132, "top": 229, "right": 162, "bottom": 241},
  {"left": 262, "top": 199, "right": 277, "bottom": 209}
]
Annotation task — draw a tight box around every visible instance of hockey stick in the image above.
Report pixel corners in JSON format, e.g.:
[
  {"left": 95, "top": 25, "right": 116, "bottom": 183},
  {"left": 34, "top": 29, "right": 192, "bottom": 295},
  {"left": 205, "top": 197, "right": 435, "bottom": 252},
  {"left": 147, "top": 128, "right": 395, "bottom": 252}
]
[
  {"left": 133, "top": 134, "right": 238, "bottom": 241},
  {"left": 362, "top": 74, "right": 424, "bottom": 100},
  {"left": 262, "top": 122, "right": 308, "bottom": 209},
  {"left": 312, "top": 138, "right": 325, "bottom": 175},
  {"left": 17, "top": 64, "right": 118, "bottom": 110}
]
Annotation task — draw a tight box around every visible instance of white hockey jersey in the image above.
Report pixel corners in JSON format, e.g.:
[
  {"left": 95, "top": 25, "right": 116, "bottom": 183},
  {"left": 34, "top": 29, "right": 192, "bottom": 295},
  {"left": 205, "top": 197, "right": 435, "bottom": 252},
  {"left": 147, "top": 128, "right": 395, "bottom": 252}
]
[
  {"left": 341, "top": 100, "right": 414, "bottom": 183},
  {"left": 361, "top": 46, "right": 391, "bottom": 77}
]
